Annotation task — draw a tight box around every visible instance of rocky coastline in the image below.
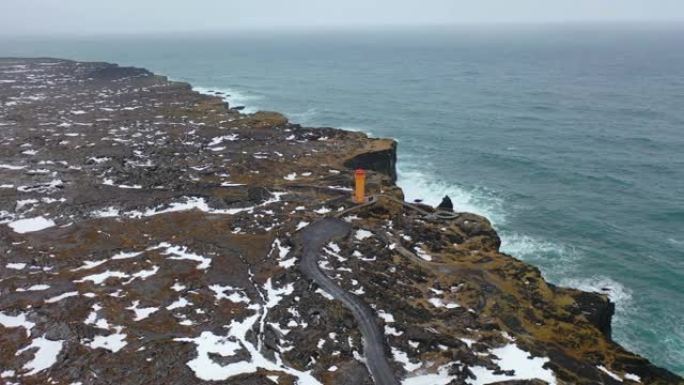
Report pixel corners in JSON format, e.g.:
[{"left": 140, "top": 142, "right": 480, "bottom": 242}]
[{"left": 0, "top": 58, "right": 681, "bottom": 385}]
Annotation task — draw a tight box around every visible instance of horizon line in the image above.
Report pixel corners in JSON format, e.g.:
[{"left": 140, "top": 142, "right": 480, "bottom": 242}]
[{"left": 3, "top": 19, "right": 684, "bottom": 39}]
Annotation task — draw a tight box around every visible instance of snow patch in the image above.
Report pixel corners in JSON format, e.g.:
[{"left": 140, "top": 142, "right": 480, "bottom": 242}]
[
  {"left": 16, "top": 336, "right": 64, "bottom": 375},
  {"left": 355, "top": 229, "right": 373, "bottom": 240},
  {"left": 87, "top": 327, "right": 127, "bottom": 353},
  {"left": 468, "top": 343, "right": 556, "bottom": 385},
  {"left": 16, "top": 284, "right": 50, "bottom": 292},
  {"left": 45, "top": 291, "right": 79, "bottom": 303},
  {"left": 402, "top": 364, "right": 456, "bottom": 385},
  {"left": 316, "top": 288, "right": 335, "bottom": 300},
  {"left": 0, "top": 312, "right": 35, "bottom": 336},
  {"left": 7, "top": 216, "right": 55, "bottom": 234},
  {"left": 127, "top": 300, "right": 159, "bottom": 321},
  {"left": 76, "top": 270, "right": 129, "bottom": 285},
  {"left": 154, "top": 243, "right": 212, "bottom": 269},
  {"left": 209, "top": 285, "right": 250, "bottom": 304},
  {"left": 428, "top": 298, "right": 460, "bottom": 309},
  {"left": 392, "top": 347, "right": 422, "bottom": 372},
  {"left": 413, "top": 246, "right": 433, "bottom": 261}
]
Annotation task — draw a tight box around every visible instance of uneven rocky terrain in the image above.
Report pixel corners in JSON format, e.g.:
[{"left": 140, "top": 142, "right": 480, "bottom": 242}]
[{"left": 0, "top": 58, "right": 681, "bottom": 385}]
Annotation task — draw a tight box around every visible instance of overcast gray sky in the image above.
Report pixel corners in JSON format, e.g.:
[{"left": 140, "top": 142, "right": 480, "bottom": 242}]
[{"left": 1, "top": 0, "right": 683, "bottom": 35}]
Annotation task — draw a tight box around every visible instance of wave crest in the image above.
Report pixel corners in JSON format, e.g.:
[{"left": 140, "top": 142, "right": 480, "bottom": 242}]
[
  {"left": 396, "top": 166, "right": 505, "bottom": 225},
  {"left": 193, "top": 86, "right": 263, "bottom": 114}
]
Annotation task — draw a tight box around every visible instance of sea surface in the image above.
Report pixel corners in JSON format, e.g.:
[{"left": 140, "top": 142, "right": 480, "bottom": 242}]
[{"left": 2, "top": 25, "right": 683, "bottom": 375}]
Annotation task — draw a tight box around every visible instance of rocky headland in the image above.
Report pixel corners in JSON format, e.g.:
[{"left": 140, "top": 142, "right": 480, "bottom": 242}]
[{"left": 0, "top": 58, "right": 681, "bottom": 385}]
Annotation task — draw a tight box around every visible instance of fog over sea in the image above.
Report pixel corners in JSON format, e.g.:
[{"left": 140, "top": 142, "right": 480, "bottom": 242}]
[{"left": 2, "top": 24, "right": 683, "bottom": 374}]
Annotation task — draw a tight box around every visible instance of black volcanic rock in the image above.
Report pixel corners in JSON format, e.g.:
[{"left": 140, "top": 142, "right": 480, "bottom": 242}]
[
  {"left": 0, "top": 58, "right": 680, "bottom": 385},
  {"left": 87, "top": 63, "right": 153, "bottom": 80},
  {"left": 437, "top": 195, "right": 454, "bottom": 211}
]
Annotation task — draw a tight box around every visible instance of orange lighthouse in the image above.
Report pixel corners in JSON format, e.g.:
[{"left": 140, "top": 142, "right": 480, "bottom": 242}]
[{"left": 354, "top": 169, "right": 366, "bottom": 203}]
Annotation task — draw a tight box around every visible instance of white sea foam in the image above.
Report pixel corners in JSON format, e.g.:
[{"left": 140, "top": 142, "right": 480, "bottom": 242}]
[
  {"left": 338, "top": 126, "right": 374, "bottom": 137},
  {"left": 287, "top": 107, "right": 319, "bottom": 124},
  {"left": 500, "top": 233, "right": 564, "bottom": 258},
  {"left": 193, "top": 86, "right": 262, "bottom": 114},
  {"left": 190, "top": 82, "right": 662, "bottom": 373},
  {"left": 499, "top": 232, "right": 580, "bottom": 278},
  {"left": 348, "top": 121, "right": 646, "bottom": 376},
  {"left": 559, "top": 275, "right": 633, "bottom": 313},
  {"left": 558, "top": 274, "right": 642, "bottom": 356},
  {"left": 398, "top": 165, "right": 581, "bottom": 283},
  {"left": 395, "top": 161, "right": 643, "bottom": 357},
  {"left": 397, "top": 166, "right": 505, "bottom": 224}
]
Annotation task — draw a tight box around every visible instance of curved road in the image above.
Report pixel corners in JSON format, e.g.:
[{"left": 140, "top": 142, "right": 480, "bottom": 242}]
[{"left": 297, "top": 218, "right": 400, "bottom": 385}]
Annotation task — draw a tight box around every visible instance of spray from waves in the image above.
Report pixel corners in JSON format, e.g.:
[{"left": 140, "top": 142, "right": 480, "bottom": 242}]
[
  {"left": 193, "top": 86, "right": 263, "bottom": 114},
  {"left": 275, "top": 106, "right": 377, "bottom": 137},
  {"left": 559, "top": 275, "right": 637, "bottom": 346},
  {"left": 287, "top": 107, "right": 320, "bottom": 125},
  {"left": 196, "top": 82, "right": 638, "bottom": 351},
  {"left": 337, "top": 126, "right": 375, "bottom": 137},
  {"left": 192, "top": 88, "right": 354, "bottom": 135},
  {"left": 499, "top": 232, "right": 581, "bottom": 278},
  {"left": 398, "top": 162, "right": 580, "bottom": 276},
  {"left": 560, "top": 275, "right": 633, "bottom": 310},
  {"left": 398, "top": 164, "right": 584, "bottom": 285},
  {"left": 500, "top": 232, "right": 564, "bottom": 257},
  {"left": 397, "top": 164, "right": 506, "bottom": 225},
  {"left": 187, "top": 76, "right": 672, "bottom": 371},
  {"left": 561, "top": 276, "right": 684, "bottom": 375},
  {"left": 193, "top": 86, "right": 624, "bottom": 295}
]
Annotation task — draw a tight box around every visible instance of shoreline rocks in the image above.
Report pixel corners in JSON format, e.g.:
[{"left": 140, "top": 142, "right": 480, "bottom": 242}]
[{"left": 0, "top": 58, "right": 681, "bottom": 385}]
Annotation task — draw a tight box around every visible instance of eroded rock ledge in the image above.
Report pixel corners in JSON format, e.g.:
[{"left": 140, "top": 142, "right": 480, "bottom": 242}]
[{"left": 0, "top": 59, "right": 681, "bottom": 385}]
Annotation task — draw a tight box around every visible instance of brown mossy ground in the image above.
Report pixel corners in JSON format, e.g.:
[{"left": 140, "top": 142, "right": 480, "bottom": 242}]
[
  {"left": 0, "top": 58, "right": 681, "bottom": 385},
  {"left": 334, "top": 197, "right": 681, "bottom": 384}
]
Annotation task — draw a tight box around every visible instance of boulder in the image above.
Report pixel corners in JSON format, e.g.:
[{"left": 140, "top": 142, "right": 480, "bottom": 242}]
[{"left": 438, "top": 195, "right": 454, "bottom": 211}]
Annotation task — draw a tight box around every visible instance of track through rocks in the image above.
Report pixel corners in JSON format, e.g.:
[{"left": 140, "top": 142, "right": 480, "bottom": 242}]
[{"left": 297, "top": 217, "right": 400, "bottom": 385}]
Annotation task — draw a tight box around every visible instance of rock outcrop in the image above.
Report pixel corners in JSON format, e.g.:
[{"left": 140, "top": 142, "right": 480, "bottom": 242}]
[
  {"left": 0, "top": 58, "right": 681, "bottom": 385},
  {"left": 343, "top": 139, "right": 397, "bottom": 183},
  {"left": 438, "top": 195, "right": 454, "bottom": 212}
]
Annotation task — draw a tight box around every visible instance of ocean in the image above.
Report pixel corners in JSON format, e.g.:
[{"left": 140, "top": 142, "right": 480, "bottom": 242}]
[{"left": 2, "top": 24, "right": 683, "bottom": 374}]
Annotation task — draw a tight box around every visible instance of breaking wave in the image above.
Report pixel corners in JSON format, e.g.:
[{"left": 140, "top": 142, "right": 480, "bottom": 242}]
[
  {"left": 193, "top": 86, "right": 263, "bottom": 114},
  {"left": 560, "top": 275, "right": 633, "bottom": 311},
  {"left": 395, "top": 163, "right": 635, "bottom": 317},
  {"left": 558, "top": 275, "right": 639, "bottom": 352},
  {"left": 194, "top": 82, "right": 659, "bottom": 370},
  {"left": 397, "top": 165, "right": 506, "bottom": 225},
  {"left": 499, "top": 232, "right": 581, "bottom": 278},
  {"left": 286, "top": 107, "right": 320, "bottom": 125}
]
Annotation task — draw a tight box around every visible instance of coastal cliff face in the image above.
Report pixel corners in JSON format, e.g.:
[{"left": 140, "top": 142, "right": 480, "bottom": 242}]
[
  {"left": 0, "top": 59, "right": 681, "bottom": 385},
  {"left": 343, "top": 139, "right": 398, "bottom": 183}
]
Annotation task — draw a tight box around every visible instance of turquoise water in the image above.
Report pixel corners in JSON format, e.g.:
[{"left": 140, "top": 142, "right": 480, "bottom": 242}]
[{"left": 2, "top": 25, "right": 683, "bottom": 374}]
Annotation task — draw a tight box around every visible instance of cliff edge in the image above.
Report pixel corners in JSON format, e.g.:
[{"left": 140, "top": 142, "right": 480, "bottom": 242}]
[{"left": 0, "top": 59, "right": 681, "bottom": 385}]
